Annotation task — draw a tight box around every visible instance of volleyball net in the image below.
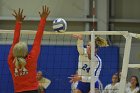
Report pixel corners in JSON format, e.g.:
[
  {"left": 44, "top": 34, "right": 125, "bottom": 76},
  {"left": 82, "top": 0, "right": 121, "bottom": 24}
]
[{"left": 0, "top": 30, "right": 140, "bottom": 93}]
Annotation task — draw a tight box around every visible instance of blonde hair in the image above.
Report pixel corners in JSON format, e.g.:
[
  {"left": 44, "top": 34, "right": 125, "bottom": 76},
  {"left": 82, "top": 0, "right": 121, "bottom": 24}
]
[
  {"left": 88, "top": 37, "right": 108, "bottom": 48},
  {"left": 13, "top": 42, "right": 28, "bottom": 67},
  {"left": 13, "top": 42, "right": 28, "bottom": 57},
  {"left": 95, "top": 36, "right": 108, "bottom": 47}
]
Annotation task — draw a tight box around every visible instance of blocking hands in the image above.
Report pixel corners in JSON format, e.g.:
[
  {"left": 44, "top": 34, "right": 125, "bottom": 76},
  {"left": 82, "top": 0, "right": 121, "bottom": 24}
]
[
  {"left": 12, "top": 8, "right": 26, "bottom": 22},
  {"left": 39, "top": 5, "right": 50, "bottom": 19},
  {"left": 12, "top": 5, "right": 50, "bottom": 22}
]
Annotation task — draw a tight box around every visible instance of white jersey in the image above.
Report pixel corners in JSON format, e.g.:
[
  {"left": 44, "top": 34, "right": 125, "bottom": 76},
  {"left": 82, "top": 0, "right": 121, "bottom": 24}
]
[
  {"left": 103, "top": 83, "right": 119, "bottom": 93},
  {"left": 125, "top": 86, "right": 139, "bottom": 93},
  {"left": 77, "top": 39, "right": 102, "bottom": 82}
]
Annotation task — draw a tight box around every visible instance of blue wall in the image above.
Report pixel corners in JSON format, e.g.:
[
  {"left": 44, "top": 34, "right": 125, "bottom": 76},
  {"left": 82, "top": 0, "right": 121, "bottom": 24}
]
[{"left": 0, "top": 45, "right": 119, "bottom": 93}]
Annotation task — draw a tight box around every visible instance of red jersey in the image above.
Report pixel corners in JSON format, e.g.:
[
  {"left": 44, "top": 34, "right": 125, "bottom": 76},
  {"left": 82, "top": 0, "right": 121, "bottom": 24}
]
[{"left": 8, "top": 18, "right": 46, "bottom": 92}]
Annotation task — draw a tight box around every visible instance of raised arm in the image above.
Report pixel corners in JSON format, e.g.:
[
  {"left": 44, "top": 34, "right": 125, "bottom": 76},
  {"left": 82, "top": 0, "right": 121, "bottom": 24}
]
[
  {"left": 73, "top": 34, "right": 84, "bottom": 55},
  {"left": 30, "top": 5, "right": 50, "bottom": 57},
  {"left": 8, "top": 9, "right": 25, "bottom": 60}
]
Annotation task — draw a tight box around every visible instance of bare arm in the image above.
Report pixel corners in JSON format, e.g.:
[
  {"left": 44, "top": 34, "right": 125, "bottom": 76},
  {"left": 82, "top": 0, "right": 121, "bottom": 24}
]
[{"left": 73, "top": 34, "right": 84, "bottom": 55}]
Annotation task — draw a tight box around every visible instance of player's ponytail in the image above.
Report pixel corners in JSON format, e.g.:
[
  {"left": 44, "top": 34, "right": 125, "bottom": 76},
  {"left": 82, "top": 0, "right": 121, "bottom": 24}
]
[
  {"left": 13, "top": 42, "right": 28, "bottom": 67},
  {"left": 95, "top": 36, "right": 108, "bottom": 48}
]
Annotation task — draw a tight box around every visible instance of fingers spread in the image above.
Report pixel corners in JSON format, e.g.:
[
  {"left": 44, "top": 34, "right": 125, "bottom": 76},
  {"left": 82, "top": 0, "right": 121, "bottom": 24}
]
[
  {"left": 20, "top": 9, "right": 23, "bottom": 15},
  {"left": 12, "top": 13, "right": 16, "bottom": 17},
  {"left": 45, "top": 5, "right": 47, "bottom": 12},
  {"left": 18, "top": 8, "right": 21, "bottom": 15},
  {"left": 13, "top": 10, "right": 17, "bottom": 16},
  {"left": 42, "top": 6, "right": 45, "bottom": 13},
  {"left": 48, "top": 10, "right": 50, "bottom": 15}
]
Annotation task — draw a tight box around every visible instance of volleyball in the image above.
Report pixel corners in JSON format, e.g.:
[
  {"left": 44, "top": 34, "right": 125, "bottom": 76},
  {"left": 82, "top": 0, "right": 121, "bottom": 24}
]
[{"left": 53, "top": 18, "right": 67, "bottom": 32}]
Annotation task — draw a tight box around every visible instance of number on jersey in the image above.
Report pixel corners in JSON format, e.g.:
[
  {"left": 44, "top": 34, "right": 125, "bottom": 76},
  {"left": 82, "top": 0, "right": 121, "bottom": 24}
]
[{"left": 82, "top": 64, "right": 90, "bottom": 73}]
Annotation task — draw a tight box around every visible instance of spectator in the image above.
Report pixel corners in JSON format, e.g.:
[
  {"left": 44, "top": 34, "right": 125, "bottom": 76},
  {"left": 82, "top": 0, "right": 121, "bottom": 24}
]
[
  {"left": 103, "top": 74, "right": 119, "bottom": 93},
  {"left": 125, "top": 76, "right": 139, "bottom": 93},
  {"left": 37, "top": 71, "right": 51, "bottom": 93}
]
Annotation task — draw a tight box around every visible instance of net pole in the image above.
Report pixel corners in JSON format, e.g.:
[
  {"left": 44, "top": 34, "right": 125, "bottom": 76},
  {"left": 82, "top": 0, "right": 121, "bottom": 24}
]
[
  {"left": 93, "top": 0, "right": 96, "bottom": 31},
  {"left": 119, "top": 35, "right": 132, "bottom": 93},
  {"left": 90, "top": 31, "right": 95, "bottom": 93}
]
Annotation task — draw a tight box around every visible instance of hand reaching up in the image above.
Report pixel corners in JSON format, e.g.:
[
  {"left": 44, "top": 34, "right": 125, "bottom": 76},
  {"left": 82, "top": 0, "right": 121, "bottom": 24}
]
[
  {"left": 39, "top": 5, "right": 50, "bottom": 19},
  {"left": 12, "top": 8, "right": 26, "bottom": 22},
  {"left": 72, "top": 34, "right": 83, "bottom": 40}
]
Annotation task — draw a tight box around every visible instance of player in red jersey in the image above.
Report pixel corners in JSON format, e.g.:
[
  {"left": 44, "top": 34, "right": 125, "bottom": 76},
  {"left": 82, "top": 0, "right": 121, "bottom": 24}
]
[{"left": 8, "top": 5, "right": 50, "bottom": 93}]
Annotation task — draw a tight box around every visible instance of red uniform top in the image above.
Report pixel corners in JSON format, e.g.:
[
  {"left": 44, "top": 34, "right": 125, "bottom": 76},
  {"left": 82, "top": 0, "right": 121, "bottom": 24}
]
[{"left": 8, "top": 18, "right": 46, "bottom": 92}]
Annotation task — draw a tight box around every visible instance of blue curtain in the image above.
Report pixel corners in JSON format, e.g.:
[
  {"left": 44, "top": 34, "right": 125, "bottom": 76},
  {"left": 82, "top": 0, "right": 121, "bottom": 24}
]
[{"left": 0, "top": 45, "right": 119, "bottom": 93}]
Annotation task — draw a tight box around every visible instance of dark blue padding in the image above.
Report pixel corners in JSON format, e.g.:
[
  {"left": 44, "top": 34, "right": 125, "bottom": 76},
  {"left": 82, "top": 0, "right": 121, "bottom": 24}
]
[
  {"left": 0, "top": 45, "right": 119, "bottom": 93},
  {"left": 98, "top": 46, "right": 119, "bottom": 87}
]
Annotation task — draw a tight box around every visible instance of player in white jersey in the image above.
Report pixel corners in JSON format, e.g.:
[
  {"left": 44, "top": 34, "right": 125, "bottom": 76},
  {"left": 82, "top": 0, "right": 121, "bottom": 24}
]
[
  {"left": 103, "top": 74, "right": 120, "bottom": 93},
  {"left": 125, "top": 76, "right": 139, "bottom": 93},
  {"left": 70, "top": 34, "right": 108, "bottom": 93}
]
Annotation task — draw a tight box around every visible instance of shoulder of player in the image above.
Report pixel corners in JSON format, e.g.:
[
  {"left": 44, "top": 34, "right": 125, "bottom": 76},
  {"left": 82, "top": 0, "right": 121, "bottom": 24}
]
[
  {"left": 105, "top": 84, "right": 112, "bottom": 89},
  {"left": 25, "top": 53, "right": 38, "bottom": 61},
  {"left": 115, "top": 82, "right": 120, "bottom": 86},
  {"left": 95, "top": 55, "right": 102, "bottom": 60}
]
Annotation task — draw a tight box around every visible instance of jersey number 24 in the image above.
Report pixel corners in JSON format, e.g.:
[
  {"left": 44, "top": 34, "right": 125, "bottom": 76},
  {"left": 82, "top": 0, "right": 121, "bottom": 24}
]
[{"left": 82, "top": 64, "right": 90, "bottom": 73}]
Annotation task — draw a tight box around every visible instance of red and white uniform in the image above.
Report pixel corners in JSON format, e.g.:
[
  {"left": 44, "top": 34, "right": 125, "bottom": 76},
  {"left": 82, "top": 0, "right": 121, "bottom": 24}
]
[{"left": 8, "top": 18, "right": 46, "bottom": 92}]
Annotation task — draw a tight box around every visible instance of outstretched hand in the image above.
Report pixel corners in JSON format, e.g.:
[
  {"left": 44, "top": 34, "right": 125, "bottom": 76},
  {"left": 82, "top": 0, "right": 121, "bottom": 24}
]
[
  {"left": 72, "top": 34, "right": 83, "bottom": 40},
  {"left": 12, "top": 8, "right": 26, "bottom": 22},
  {"left": 69, "top": 74, "right": 82, "bottom": 83},
  {"left": 39, "top": 5, "right": 50, "bottom": 19}
]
